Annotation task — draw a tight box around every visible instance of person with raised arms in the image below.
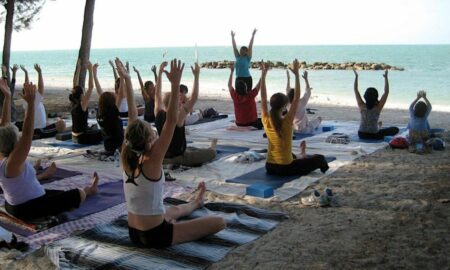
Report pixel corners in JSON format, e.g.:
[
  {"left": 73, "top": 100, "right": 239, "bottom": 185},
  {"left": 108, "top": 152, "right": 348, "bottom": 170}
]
[
  {"left": 353, "top": 69, "right": 399, "bottom": 140},
  {"left": 0, "top": 80, "right": 99, "bottom": 222},
  {"left": 260, "top": 59, "right": 329, "bottom": 176},
  {"left": 228, "top": 62, "right": 262, "bottom": 129},
  {"left": 117, "top": 58, "right": 225, "bottom": 249},
  {"left": 154, "top": 61, "right": 217, "bottom": 167},
  {"left": 231, "top": 28, "right": 257, "bottom": 92},
  {"left": 91, "top": 63, "right": 124, "bottom": 155},
  {"left": 70, "top": 60, "right": 103, "bottom": 145},
  {"left": 0, "top": 64, "right": 18, "bottom": 123},
  {"left": 286, "top": 70, "right": 322, "bottom": 133},
  {"left": 133, "top": 65, "right": 158, "bottom": 122},
  {"left": 16, "top": 64, "right": 66, "bottom": 139}
]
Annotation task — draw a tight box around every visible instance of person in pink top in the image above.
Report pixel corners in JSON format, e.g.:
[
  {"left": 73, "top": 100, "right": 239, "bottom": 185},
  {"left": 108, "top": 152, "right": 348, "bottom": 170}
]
[{"left": 228, "top": 62, "right": 262, "bottom": 129}]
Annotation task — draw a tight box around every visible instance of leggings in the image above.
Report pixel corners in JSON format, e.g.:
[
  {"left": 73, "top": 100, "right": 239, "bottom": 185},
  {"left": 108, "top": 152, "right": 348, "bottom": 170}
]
[
  {"left": 236, "top": 76, "right": 253, "bottom": 92},
  {"left": 72, "top": 129, "right": 103, "bottom": 145},
  {"left": 164, "top": 146, "right": 216, "bottom": 167},
  {"left": 5, "top": 189, "right": 81, "bottom": 222},
  {"left": 358, "top": 127, "right": 399, "bottom": 140},
  {"left": 15, "top": 122, "right": 58, "bottom": 140},
  {"left": 266, "top": 154, "right": 328, "bottom": 176}
]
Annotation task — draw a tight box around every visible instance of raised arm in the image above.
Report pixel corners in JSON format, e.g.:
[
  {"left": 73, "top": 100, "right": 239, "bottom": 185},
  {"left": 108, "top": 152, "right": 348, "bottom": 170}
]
[
  {"left": 6, "top": 82, "right": 36, "bottom": 177},
  {"left": 422, "top": 91, "right": 432, "bottom": 116},
  {"left": 109, "top": 60, "right": 118, "bottom": 81},
  {"left": 231, "top": 31, "right": 239, "bottom": 57},
  {"left": 377, "top": 70, "right": 389, "bottom": 112},
  {"left": 178, "top": 63, "right": 200, "bottom": 125},
  {"left": 0, "top": 79, "right": 11, "bottom": 126},
  {"left": 34, "top": 64, "right": 44, "bottom": 95},
  {"left": 80, "top": 62, "right": 94, "bottom": 112},
  {"left": 285, "top": 69, "right": 291, "bottom": 94},
  {"left": 92, "top": 63, "right": 103, "bottom": 96},
  {"left": 20, "top": 65, "right": 29, "bottom": 84},
  {"left": 11, "top": 64, "right": 18, "bottom": 83},
  {"left": 116, "top": 58, "right": 137, "bottom": 123},
  {"left": 247, "top": 28, "right": 257, "bottom": 58},
  {"left": 151, "top": 59, "right": 184, "bottom": 163},
  {"left": 353, "top": 69, "right": 364, "bottom": 110},
  {"left": 73, "top": 59, "right": 81, "bottom": 88},
  {"left": 228, "top": 63, "right": 235, "bottom": 94},
  {"left": 301, "top": 70, "right": 311, "bottom": 102},
  {"left": 409, "top": 92, "right": 421, "bottom": 116},
  {"left": 286, "top": 59, "right": 301, "bottom": 121},
  {"left": 154, "top": 61, "right": 167, "bottom": 115},
  {"left": 133, "top": 66, "right": 148, "bottom": 102},
  {"left": 259, "top": 61, "right": 269, "bottom": 118},
  {"left": 151, "top": 65, "right": 158, "bottom": 84}
]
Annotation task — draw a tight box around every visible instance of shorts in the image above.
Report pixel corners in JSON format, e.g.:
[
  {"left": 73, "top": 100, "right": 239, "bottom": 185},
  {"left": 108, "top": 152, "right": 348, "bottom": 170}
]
[
  {"left": 128, "top": 219, "right": 174, "bottom": 249},
  {"left": 5, "top": 189, "right": 81, "bottom": 222}
]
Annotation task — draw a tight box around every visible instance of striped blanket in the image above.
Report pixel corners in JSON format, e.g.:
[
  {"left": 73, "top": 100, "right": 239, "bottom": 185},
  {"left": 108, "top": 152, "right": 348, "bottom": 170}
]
[{"left": 46, "top": 198, "right": 287, "bottom": 269}]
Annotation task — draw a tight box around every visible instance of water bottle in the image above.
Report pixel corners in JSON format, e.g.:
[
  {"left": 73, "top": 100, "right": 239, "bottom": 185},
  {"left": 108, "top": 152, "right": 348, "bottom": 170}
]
[{"left": 114, "top": 149, "right": 120, "bottom": 167}]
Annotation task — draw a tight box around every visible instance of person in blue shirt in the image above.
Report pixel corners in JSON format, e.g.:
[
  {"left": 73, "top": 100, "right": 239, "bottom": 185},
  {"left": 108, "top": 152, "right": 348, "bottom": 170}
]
[
  {"left": 231, "top": 29, "right": 257, "bottom": 94},
  {"left": 408, "top": 90, "right": 432, "bottom": 147}
]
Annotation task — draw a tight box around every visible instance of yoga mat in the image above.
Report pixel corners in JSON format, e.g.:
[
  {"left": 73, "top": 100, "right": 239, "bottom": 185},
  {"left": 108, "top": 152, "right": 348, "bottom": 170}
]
[
  {"left": 59, "top": 181, "right": 124, "bottom": 222},
  {"left": 37, "top": 167, "right": 83, "bottom": 184},
  {"left": 226, "top": 156, "right": 336, "bottom": 189},
  {"left": 215, "top": 145, "right": 250, "bottom": 159},
  {"left": 48, "top": 141, "right": 90, "bottom": 150},
  {"left": 47, "top": 198, "right": 287, "bottom": 270}
]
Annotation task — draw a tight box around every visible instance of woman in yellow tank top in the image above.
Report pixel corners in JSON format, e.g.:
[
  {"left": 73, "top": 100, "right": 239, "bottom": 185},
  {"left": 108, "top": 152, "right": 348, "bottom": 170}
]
[{"left": 260, "top": 59, "right": 329, "bottom": 176}]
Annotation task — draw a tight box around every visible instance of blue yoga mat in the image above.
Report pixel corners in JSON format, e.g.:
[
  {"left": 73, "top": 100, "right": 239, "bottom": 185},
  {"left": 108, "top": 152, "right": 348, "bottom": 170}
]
[
  {"left": 59, "top": 181, "right": 124, "bottom": 222},
  {"left": 215, "top": 145, "right": 250, "bottom": 159},
  {"left": 48, "top": 141, "right": 90, "bottom": 150},
  {"left": 226, "top": 156, "right": 336, "bottom": 189}
]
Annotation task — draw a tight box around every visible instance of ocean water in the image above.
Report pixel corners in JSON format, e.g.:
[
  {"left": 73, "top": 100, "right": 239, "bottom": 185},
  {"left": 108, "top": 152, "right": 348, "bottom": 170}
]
[{"left": 9, "top": 45, "right": 450, "bottom": 111}]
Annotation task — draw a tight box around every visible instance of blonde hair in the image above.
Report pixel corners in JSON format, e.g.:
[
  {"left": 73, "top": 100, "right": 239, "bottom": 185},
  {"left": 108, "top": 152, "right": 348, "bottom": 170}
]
[
  {"left": 0, "top": 124, "right": 19, "bottom": 156},
  {"left": 121, "top": 120, "right": 154, "bottom": 174}
]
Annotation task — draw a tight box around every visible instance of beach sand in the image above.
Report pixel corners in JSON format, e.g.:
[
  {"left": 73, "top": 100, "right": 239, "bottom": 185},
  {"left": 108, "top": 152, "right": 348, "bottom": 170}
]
[{"left": 1, "top": 88, "right": 449, "bottom": 269}]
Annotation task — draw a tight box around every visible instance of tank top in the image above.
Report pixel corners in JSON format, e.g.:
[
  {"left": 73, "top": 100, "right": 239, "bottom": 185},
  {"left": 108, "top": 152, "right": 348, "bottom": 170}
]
[
  {"left": 123, "top": 167, "right": 165, "bottom": 215},
  {"left": 0, "top": 159, "right": 45, "bottom": 205},
  {"left": 359, "top": 107, "right": 380, "bottom": 133},
  {"left": 262, "top": 115, "right": 294, "bottom": 165},
  {"left": 97, "top": 108, "right": 124, "bottom": 152},
  {"left": 144, "top": 98, "right": 155, "bottom": 122},
  {"left": 71, "top": 102, "right": 88, "bottom": 133},
  {"left": 154, "top": 111, "right": 186, "bottom": 158}
]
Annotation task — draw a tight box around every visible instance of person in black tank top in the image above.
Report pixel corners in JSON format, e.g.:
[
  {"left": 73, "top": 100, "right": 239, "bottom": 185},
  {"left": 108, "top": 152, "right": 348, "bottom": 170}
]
[
  {"left": 97, "top": 91, "right": 124, "bottom": 155},
  {"left": 133, "top": 65, "right": 157, "bottom": 123},
  {"left": 154, "top": 62, "right": 217, "bottom": 167},
  {"left": 70, "top": 61, "right": 102, "bottom": 145}
]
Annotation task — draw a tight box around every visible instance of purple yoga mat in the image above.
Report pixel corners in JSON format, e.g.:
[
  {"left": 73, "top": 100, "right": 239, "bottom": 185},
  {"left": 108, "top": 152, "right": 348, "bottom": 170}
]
[
  {"left": 59, "top": 181, "right": 125, "bottom": 222},
  {"left": 37, "top": 167, "right": 83, "bottom": 184}
]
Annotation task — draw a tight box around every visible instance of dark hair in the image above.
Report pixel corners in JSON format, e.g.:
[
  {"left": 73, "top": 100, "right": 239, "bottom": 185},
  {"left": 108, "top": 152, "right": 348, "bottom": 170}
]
[
  {"left": 269, "top": 93, "right": 288, "bottom": 138},
  {"left": 240, "top": 46, "right": 248, "bottom": 52},
  {"left": 364, "top": 87, "right": 379, "bottom": 110},
  {"left": 414, "top": 101, "right": 428, "bottom": 118},
  {"left": 121, "top": 120, "right": 151, "bottom": 176},
  {"left": 144, "top": 81, "right": 154, "bottom": 91},
  {"left": 69, "top": 86, "right": 84, "bottom": 105},
  {"left": 98, "top": 92, "right": 118, "bottom": 117},
  {"left": 287, "top": 88, "right": 295, "bottom": 103},
  {"left": 179, "top": 84, "right": 188, "bottom": 94},
  {"left": 235, "top": 80, "right": 248, "bottom": 96}
]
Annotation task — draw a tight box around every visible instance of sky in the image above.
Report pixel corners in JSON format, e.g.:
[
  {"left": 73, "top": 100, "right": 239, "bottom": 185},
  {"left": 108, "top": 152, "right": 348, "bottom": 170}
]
[{"left": 1, "top": 0, "right": 450, "bottom": 51}]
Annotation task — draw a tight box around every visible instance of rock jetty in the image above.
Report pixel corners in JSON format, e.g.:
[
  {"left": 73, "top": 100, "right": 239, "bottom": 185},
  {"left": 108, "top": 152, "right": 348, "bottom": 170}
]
[{"left": 200, "top": 60, "right": 404, "bottom": 71}]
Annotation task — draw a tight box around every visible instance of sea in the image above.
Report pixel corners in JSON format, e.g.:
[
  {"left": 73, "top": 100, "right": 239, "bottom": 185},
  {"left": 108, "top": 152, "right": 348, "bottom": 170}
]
[{"left": 8, "top": 45, "right": 450, "bottom": 111}]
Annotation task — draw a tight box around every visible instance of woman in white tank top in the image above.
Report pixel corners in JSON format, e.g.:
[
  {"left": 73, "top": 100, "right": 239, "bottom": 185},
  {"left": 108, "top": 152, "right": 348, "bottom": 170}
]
[{"left": 117, "top": 58, "right": 225, "bottom": 249}]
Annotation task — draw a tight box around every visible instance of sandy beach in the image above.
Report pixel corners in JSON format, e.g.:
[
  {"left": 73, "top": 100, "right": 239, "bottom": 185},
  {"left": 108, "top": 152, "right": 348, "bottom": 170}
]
[{"left": 1, "top": 88, "right": 449, "bottom": 269}]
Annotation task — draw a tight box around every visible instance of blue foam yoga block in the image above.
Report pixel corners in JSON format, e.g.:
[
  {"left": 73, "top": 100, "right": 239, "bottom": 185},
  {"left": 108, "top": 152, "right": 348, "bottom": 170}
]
[
  {"left": 384, "top": 136, "right": 393, "bottom": 142},
  {"left": 246, "top": 184, "right": 274, "bottom": 198},
  {"left": 322, "top": 125, "right": 335, "bottom": 132}
]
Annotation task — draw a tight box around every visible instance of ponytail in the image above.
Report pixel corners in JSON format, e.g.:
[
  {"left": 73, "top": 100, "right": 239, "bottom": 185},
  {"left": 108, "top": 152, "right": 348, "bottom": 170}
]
[{"left": 269, "top": 93, "right": 288, "bottom": 138}]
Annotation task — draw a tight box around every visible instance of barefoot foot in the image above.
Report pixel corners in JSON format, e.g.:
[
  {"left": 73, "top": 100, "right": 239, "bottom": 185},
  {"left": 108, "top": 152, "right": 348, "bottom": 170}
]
[
  {"left": 37, "top": 162, "right": 57, "bottom": 180},
  {"left": 194, "top": 182, "right": 206, "bottom": 208},
  {"left": 84, "top": 172, "right": 99, "bottom": 196},
  {"left": 300, "top": 140, "right": 307, "bottom": 158}
]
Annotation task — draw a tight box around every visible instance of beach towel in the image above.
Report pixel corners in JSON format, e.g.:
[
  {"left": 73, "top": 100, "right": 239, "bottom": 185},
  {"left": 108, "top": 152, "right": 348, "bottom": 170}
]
[
  {"left": 226, "top": 156, "right": 336, "bottom": 189},
  {"left": 215, "top": 145, "right": 250, "bottom": 159},
  {"left": 82, "top": 150, "right": 116, "bottom": 162},
  {"left": 47, "top": 141, "right": 91, "bottom": 150},
  {"left": 46, "top": 197, "right": 287, "bottom": 270}
]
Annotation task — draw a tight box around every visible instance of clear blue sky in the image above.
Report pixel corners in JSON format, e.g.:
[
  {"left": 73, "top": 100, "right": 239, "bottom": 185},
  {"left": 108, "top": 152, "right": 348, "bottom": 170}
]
[{"left": 2, "top": 0, "right": 450, "bottom": 51}]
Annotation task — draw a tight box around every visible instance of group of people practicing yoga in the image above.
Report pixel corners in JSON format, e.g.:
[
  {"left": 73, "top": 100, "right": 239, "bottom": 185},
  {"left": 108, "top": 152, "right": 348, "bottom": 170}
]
[{"left": 0, "top": 29, "right": 434, "bottom": 249}]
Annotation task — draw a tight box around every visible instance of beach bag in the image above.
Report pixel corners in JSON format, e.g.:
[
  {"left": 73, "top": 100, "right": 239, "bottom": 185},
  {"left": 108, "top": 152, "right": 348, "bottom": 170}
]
[
  {"left": 389, "top": 137, "right": 409, "bottom": 149},
  {"left": 430, "top": 138, "right": 445, "bottom": 151},
  {"left": 202, "top": 108, "right": 219, "bottom": 118}
]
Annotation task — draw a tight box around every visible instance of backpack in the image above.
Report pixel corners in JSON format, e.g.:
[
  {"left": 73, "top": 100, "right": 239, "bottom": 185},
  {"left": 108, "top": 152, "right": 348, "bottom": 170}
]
[{"left": 389, "top": 136, "right": 409, "bottom": 149}]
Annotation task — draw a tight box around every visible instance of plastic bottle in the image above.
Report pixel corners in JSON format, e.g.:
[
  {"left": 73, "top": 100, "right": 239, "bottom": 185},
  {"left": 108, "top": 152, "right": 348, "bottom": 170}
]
[{"left": 114, "top": 149, "right": 120, "bottom": 167}]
